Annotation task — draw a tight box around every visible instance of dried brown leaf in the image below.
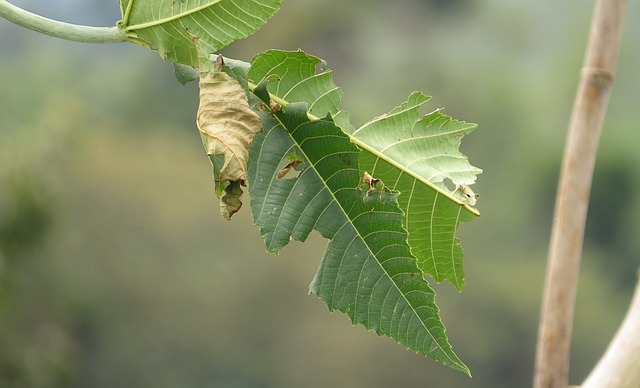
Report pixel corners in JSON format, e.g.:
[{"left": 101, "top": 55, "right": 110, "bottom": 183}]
[{"left": 196, "top": 56, "right": 261, "bottom": 219}]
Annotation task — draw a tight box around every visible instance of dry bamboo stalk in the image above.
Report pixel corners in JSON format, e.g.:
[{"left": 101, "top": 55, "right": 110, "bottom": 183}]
[{"left": 533, "top": 1, "right": 628, "bottom": 387}]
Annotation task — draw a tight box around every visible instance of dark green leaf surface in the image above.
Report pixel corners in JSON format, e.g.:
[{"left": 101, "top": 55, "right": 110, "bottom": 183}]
[
  {"left": 246, "top": 51, "right": 471, "bottom": 374},
  {"left": 119, "top": 0, "right": 281, "bottom": 66}
]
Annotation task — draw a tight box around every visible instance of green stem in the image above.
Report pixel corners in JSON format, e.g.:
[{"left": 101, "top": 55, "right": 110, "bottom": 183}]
[{"left": 0, "top": 0, "right": 127, "bottom": 43}]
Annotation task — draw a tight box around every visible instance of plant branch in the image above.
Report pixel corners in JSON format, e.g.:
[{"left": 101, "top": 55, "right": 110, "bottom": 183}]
[
  {"left": 533, "top": 1, "right": 628, "bottom": 387},
  {"left": 0, "top": 0, "right": 127, "bottom": 43},
  {"left": 581, "top": 270, "right": 640, "bottom": 388}
]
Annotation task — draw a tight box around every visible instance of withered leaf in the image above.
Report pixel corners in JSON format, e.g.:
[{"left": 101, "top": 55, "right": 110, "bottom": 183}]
[{"left": 197, "top": 56, "right": 261, "bottom": 219}]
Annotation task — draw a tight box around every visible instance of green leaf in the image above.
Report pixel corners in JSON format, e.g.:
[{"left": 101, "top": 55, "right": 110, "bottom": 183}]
[
  {"left": 172, "top": 62, "right": 198, "bottom": 84},
  {"left": 119, "top": 0, "right": 282, "bottom": 67},
  {"left": 348, "top": 93, "right": 482, "bottom": 290},
  {"left": 248, "top": 50, "right": 344, "bottom": 120},
  {"left": 246, "top": 50, "right": 471, "bottom": 374}
]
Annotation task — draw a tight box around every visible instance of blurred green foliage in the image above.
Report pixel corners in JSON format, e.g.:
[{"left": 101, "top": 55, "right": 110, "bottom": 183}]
[{"left": 1, "top": 0, "right": 639, "bottom": 387}]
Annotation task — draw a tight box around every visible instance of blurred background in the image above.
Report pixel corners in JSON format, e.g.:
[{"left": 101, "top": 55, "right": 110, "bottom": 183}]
[{"left": 1, "top": 0, "right": 639, "bottom": 387}]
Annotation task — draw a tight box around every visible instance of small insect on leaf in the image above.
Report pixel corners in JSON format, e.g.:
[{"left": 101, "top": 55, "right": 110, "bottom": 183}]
[
  {"left": 363, "top": 171, "right": 385, "bottom": 195},
  {"left": 458, "top": 184, "right": 479, "bottom": 206},
  {"left": 269, "top": 100, "right": 282, "bottom": 113}
]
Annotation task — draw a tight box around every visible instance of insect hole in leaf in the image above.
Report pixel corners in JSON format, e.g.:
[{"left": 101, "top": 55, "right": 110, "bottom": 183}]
[{"left": 277, "top": 151, "right": 305, "bottom": 179}]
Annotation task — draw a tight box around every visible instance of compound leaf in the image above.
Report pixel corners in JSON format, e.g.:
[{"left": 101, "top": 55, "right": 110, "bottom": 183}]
[{"left": 245, "top": 50, "right": 472, "bottom": 374}]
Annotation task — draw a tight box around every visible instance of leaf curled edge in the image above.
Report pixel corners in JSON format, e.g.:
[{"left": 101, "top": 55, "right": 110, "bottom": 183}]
[{"left": 197, "top": 57, "right": 261, "bottom": 219}]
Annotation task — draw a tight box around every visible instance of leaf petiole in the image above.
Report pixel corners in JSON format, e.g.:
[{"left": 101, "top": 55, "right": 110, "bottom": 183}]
[{"left": 0, "top": 0, "right": 127, "bottom": 43}]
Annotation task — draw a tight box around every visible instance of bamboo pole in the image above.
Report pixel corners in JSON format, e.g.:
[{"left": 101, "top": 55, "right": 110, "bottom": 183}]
[{"left": 533, "top": 1, "right": 628, "bottom": 387}]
